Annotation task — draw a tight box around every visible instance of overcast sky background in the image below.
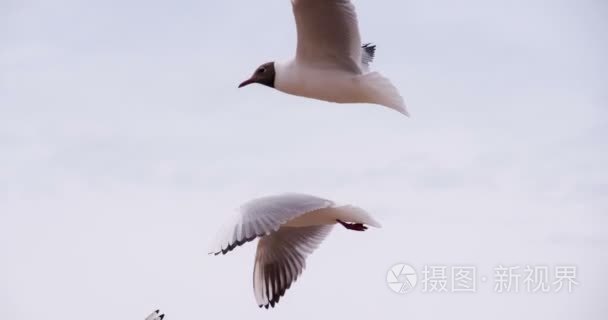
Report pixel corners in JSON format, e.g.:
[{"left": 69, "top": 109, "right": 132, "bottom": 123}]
[{"left": 1, "top": 0, "right": 607, "bottom": 319}]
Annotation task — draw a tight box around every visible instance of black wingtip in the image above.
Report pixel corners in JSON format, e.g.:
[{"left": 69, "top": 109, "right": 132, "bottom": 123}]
[
  {"left": 155, "top": 309, "right": 159, "bottom": 314},
  {"left": 159, "top": 314, "right": 165, "bottom": 320},
  {"left": 362, "top": 42, "right": 376, "bottom": 50},
  {"left": 361, "top": 43, "right": 376, "bottom": 66}
]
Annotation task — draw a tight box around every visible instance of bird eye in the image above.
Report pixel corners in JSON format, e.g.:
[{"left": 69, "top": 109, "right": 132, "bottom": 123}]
[{"left": 258, "top": 67, "right": 266, "bottom": 73}]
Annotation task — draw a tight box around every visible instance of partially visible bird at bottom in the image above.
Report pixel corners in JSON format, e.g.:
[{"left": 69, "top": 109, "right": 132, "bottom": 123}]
[
  {"left": 210, "top": 193, "right": 382, "bottom": 308},
  {"left": 145, "top": 309, "right": 164, "bottom": 320}
]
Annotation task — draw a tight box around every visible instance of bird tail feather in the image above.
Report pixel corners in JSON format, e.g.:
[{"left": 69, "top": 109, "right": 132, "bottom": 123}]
[
  {"left": 334, "top": 205, "right": 382, "bottom": 228},
  {"left": 359, "top": 72, "right": 409, "bottom": 116}
]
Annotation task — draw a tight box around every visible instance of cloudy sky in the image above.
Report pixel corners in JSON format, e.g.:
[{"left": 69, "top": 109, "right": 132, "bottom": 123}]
[{"left": 1, "top": 0, "right": 607, "bottom": 319}]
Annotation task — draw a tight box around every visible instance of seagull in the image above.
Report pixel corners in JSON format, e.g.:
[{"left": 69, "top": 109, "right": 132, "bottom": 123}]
[
  {"left": 209, "top": 193, "right": 381, "bottom": 308},
  {"left": 238, "top": 0, "right": 409, "bottom": 116},
  {"left": 145, "top": 310, "right": 164, "bottom": 320}
]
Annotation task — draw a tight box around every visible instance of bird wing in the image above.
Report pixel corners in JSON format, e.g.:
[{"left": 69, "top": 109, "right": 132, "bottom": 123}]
[
  {"left": 209, "top": 193, "right": 334, "bottom": 255},
  {"left": 253, "top": 225, "right": 334, "bottom": 308},
  {"left": 145, "top": 310, "right": 164, "bottom": 320},
  {"left": 291, "top": 0, "right": 363, "bottom": 74},
  {"left": 360, "top": 43, "right": 376, "bottom": 72}
]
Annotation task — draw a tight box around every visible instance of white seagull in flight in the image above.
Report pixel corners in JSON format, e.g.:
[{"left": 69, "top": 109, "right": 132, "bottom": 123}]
[
  {"left": 238, "top": 0, "right": 409, "bottom": 116},
  {"left": 210, "top": 193, "right": 381, "bottom": 308}
]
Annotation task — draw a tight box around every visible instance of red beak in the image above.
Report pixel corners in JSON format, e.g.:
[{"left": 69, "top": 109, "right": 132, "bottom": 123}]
[{"left": 238, "top": 78, "right": 255, "bottom": 88}]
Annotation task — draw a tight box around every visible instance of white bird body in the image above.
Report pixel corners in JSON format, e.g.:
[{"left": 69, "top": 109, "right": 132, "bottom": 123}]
[
  {"left": 239, "top": 0, "right": 409, "bottom": 116},
  {"left": 283, "top": 204, "right": 380, "bottom": 228},
  {"left": 275, "top": 60, "right": 407, "bottom": 115},
  {"left": 274, "top": 61, "right": 360, "bottom": 104},
  {"left": 210, "top": 193, "right": 381, "bottom": 308}
]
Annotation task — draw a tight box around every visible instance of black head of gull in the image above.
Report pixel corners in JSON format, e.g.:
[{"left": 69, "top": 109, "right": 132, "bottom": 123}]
[{"left": 238, "top": 62, "right": 275, "bottom": 88}]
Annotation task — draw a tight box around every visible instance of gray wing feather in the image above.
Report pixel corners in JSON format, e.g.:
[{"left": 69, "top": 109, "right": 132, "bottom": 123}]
[
  {"left": 253, "top": 225, "right": 334, "bottom": 308},
  {"left": 292, "top": 0, "right": 363, "bottom": 73},
  {"left": 210, "top": 193, "right": 334, "bottom": 255}
]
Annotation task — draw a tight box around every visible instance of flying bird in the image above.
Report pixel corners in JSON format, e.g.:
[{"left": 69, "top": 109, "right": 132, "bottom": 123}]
[
  {"left": 210, "top": 193, "right": 381, "bottom": 308},
  {"left": 238, "top": 0, "right": 409, "bottom": 116},
  {"left": 145, "top": 310, "right": 164, "bottom": 320}
]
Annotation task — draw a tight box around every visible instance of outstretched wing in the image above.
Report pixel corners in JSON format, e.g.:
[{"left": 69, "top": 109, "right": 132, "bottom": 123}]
[
  {"left": 209, "top": 193, "right": 334, "bottom": 255},
  {"left": 292, "top": 0, "right": 363, "bottom": 73},
  {"left": 253, "top": 225, "right": 334, "bottom": 308}
]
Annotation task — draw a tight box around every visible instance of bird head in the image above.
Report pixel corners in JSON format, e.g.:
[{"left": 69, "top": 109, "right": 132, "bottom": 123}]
[{"left": 239, "top": 62, "right": 275, "bottom": 88}]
